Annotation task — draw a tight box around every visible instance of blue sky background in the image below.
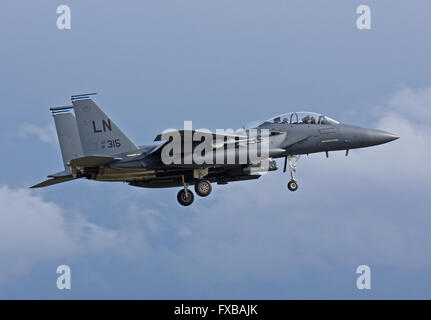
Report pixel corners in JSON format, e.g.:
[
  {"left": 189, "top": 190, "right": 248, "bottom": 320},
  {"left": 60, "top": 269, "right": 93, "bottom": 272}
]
[{"left": 0, "top": 0, "right": 431, "bottom": 299}]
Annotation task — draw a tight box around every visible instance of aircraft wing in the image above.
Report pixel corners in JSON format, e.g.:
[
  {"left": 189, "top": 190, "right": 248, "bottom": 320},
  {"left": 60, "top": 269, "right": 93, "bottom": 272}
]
[{"left": 154, "top": 130, "right": 249, "bottom": 148}]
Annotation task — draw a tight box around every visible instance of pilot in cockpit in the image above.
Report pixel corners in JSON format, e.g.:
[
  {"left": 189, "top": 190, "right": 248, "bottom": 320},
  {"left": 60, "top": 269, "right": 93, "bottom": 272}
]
[{"left": 302, "top": 115, "right": 316, "bottom": 124}]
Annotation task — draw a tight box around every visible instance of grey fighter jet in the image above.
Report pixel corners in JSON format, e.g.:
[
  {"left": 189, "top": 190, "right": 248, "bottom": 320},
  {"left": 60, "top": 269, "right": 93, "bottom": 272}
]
[{"left": 31, "top": 94, "right": 399, "bottom": 206}]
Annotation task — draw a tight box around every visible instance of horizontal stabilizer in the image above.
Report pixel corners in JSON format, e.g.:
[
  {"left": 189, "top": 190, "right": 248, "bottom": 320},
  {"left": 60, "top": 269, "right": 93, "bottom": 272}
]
[
  {"left": 30, "top": 176, "right": 76, "bottom": 189},
  {"left": 69, "top": 155, "right": 122, "bottom": 167},
  {"left": 48, "top": 170, "right": 74, "bottom": 178}
]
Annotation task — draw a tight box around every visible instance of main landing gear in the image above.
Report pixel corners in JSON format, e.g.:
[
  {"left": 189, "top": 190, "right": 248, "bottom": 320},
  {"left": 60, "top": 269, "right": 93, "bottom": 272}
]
[
  {"left": 177, "top": 175, "right": 194, "bottom": 206},
  {"left": 177, "top": 188, "right": 194, "bottom": 206},
  {"left": 194, "top": 179, "right": 212, "bottom": 197},
  {"left": 177, "top": 176, "right": 212, "bottom": 206},
  {"left": 284, "top": 155, "right": 300, "bottom": 192}
]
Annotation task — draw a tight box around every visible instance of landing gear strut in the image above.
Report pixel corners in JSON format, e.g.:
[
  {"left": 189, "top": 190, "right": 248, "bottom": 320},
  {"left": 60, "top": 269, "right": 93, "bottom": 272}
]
[
  {"left": 177, "top": 175, "right": 194, "bottom": 206},
  {"left": 284, "top": 155, "right": 300, "bottom": 192}
]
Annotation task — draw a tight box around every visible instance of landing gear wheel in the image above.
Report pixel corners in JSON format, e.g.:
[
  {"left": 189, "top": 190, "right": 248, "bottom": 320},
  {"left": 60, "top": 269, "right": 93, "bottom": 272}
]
[
  {"left": 284, "top": 155, "right": 301, "bottom": 191},
  {"left": 287, "top": 180, "right": 298, "bottom": 192},
  {"left": 194, "top": 180, "right": 212, "bottom": 197},
  {"left": 177, "top": 189, "right": 194, "bottom": 206}
]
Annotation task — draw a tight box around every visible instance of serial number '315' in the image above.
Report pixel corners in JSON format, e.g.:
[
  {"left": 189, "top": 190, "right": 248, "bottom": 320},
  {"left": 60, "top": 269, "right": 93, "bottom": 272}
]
[{"left": 102, "top": 139, "right": 121, "bottom": 149}]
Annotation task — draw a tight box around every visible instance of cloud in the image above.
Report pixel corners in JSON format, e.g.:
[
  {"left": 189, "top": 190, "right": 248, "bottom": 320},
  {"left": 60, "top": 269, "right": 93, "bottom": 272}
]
[
  {"left": 0, "top": 185, "right": 148, "bottom": 282},
  {"left": 146, "top": 86, "right": 431, "bottom": 283},
  {"left": 323, "top": 87, "right": 431, "bottom": 183},
  {"left": 66, "top": 86, "right": 429, "bottom": 294},
  {"left": 19, "top": 123, "right": 57, "bottom": 144},
  {"left": 3, "top": 87, "right": 431, "bottom": 297},
  {"left": 383, "top": 86, "right": 431, "bottom": 123}
]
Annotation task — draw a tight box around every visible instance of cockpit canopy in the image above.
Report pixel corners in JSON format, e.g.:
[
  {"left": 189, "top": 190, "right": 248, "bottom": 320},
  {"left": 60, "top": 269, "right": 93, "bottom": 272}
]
[{"left": 259, "top": 112, "right": 339, "bottom": 126}]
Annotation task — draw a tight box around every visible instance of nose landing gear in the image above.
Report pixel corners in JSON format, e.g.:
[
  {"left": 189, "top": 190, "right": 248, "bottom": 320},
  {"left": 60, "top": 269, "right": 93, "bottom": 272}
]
[
  {"left": 284, "top": 155, "right": 300, "bottom": 192},
  {"left": 287, "top": 179, "right": 298, "bottom": 191}
]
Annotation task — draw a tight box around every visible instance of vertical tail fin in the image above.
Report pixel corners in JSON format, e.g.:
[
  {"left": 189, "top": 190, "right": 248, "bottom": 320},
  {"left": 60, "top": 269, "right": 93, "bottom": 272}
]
[
  {"left": 71, "top": 94, "right": 138, "bottom": 156},
  {"left": 50, "top": 106, "right": 84, "bottom": 171}
]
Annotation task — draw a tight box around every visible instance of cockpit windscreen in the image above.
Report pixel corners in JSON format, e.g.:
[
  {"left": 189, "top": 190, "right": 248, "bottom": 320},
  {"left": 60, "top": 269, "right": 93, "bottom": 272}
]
[{"left": 259, "top": 112, "right": 339, "bottom": 126}]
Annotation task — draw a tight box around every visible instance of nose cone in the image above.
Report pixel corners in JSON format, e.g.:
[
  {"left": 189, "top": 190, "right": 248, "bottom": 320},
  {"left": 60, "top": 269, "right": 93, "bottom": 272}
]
[
  {"left": 367, "top": 129, "right": 400, "bottom": 146},
  {"left": 342, "top": 125, "right": 399, "bottom": 149}
]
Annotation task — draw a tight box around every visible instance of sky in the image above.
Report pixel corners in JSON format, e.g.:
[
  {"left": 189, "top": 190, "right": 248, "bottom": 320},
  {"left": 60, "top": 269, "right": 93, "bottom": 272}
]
[{"left": 0, "top": 0, "right": 431, "bottom": 299}]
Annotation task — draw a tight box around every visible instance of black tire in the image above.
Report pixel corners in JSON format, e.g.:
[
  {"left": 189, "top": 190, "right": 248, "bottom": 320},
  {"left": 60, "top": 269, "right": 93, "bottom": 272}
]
[
  {"left": 194, "top": 180, "right": 212, "bottom": 197},
  {"left": 177, "top": 189, "right": 194, "bottom": 206},
  {"left": 287, "top": 180, "right": 298, "bottom": 192}
]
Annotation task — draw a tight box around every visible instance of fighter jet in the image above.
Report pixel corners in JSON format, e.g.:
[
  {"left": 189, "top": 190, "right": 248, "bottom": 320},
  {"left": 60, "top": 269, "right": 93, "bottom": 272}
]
[{"left": 31, "top": 93, "right": 399, "bottom": 206}]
